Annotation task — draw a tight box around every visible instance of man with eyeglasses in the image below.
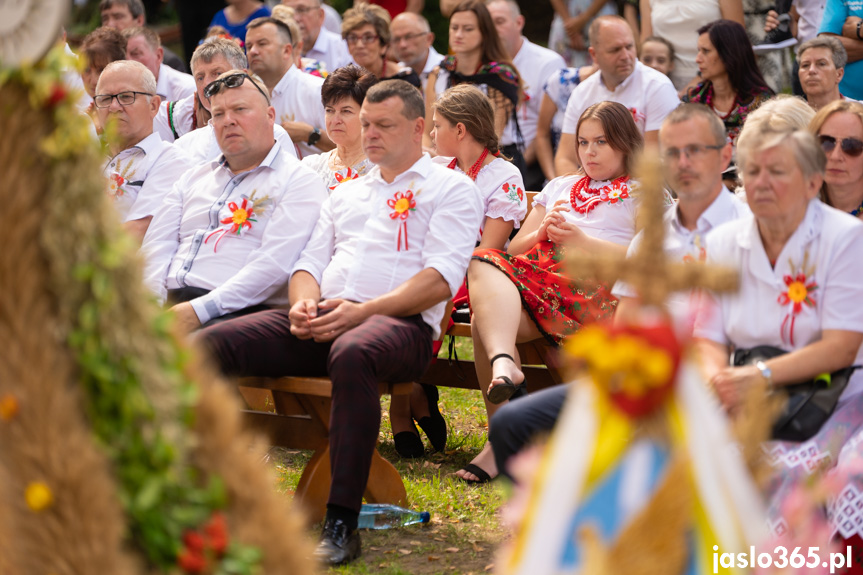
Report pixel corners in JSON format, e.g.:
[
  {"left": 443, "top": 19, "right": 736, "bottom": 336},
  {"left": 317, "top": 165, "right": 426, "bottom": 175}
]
[
  {"left": 389, "top": 12, "right": 442, "bottom": 90},
  {"left": 142, "top": 70, "right": 327, "bottom": 334},
  {"left": 246, "top": 16, "right": 333, "bottom": 157},
  {"left": 282, "top": 0, "right": 352, "bottom": 73},
  {"left": 487, "top": 104, "right": 750, "bottom": 485},
  {"left": 95, "top": 60, "right": 191, "bottom": 244}
]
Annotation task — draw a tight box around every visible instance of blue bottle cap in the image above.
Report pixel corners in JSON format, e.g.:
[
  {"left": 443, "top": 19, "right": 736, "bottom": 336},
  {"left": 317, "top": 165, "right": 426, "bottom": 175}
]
[{"left": 420, "top": 511, "right": 430, "bottom": 523}]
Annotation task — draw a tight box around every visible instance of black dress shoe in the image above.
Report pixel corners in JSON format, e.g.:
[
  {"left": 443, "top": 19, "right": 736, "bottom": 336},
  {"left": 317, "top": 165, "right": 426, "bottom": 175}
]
[{"left": 313, "top": 518, "right": 361, "bottom": 566}]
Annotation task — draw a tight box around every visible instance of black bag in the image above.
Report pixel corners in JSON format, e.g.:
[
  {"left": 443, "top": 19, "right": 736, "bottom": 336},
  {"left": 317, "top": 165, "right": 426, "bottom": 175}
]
[{"left": 732, "top": 345, "right": 859, "bottom": 442}]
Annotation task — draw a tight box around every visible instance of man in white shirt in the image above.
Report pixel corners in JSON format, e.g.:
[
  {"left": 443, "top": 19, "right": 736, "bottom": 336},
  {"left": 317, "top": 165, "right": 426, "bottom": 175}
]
[
  {"left": 199, "top": 80, "right": 483, "bottom": 566},
  {"left": 487, "top": 0, "right": 566, "bottom": 190},
  {"left": 490, "top": 103, "right": 749, "bottom": 482},
  {"left": 246, "top": 16, "right": 333, "bottom": 157},
  {"left": 142, "top": 71, "right": 327, "bottom": 332},
  {"left": 389, "top": 12, "right": 443, "bottom": 90},
  {"left": 99, "top": 0, "right": 187, "bottom": 72},
  {"left": 95, "top": 60, "right": 191, "bottom": 244},
  {"left": 798, "top": 36, "right": 855, "bottom": 110},
  {"left": 282, "top": 0, "right": 352, "bottom": 73},
  {"left": 554, "top": 15, "right": 679, "bottom": 175},
  {"left": 123, "top": 26, "right": 196, "bottom": 102}
]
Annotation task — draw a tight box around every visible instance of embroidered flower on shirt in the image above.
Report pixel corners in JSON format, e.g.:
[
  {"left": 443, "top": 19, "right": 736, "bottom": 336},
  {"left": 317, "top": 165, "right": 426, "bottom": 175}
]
[
  {"left": 630, "top": 107, "right": 645, "bottom": 126},
  {"left": 777, "top": 253, "right": 818, "bottom": 346},
  {"left": 388, "top": 190, "right": 417, "bottom": 250},
  {"left": 600, "top": 184, "right": 629, "bottom": 204},
  {"left": 682, "top": 235, "right": 707, "bottom": 263},
  {"left": 330, "top": 166, "right": 362, "bottom": 191},
  {"left": 204, "top": 190, "right": 272, "bottom": 252},
  {"left": 106, "top": 158, "right": 137, "bottom": 201},
  {"left": 503, "top": 182, "right": 524, "bottom": 204}
]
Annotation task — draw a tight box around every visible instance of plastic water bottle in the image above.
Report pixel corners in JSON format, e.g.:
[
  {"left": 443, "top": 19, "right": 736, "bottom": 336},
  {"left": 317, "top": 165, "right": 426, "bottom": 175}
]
[{"left": 357, "top": 503, "right": 431, "bottom": 529}]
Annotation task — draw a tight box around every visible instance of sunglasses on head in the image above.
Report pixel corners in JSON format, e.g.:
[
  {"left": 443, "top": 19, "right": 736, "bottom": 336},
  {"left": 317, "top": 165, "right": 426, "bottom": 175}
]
[
  {"left": 203, "top": 72, "right": 270, "bottom": 104},
  {"left": 818, "top": 135, "right": 863, "bottom": 158}
]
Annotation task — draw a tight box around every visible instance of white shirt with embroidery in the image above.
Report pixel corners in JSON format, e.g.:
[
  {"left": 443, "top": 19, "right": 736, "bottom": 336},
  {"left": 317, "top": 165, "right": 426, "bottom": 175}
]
[
  {"left": 532, "top": 173, "right": 644, "bottom": 246},
  {"left": 292, "top": 153, "right": 484, "bottom": 339},
  {"left": 156, "top": 63, "right": 196, "bottom": 102},
  {"left": 613, "top": 186, "right": 750, "bottom": 325},
  {"left": 431, "top": 155, "right": 526, "bottom": 240},
  {"left": 502, "top": 37, "right": 566, "bottom": 149},
  {"left": 301, "top": 150, "right": 373, "bottom": 192},
  {"left": 173, "top": 122, "right": 298, "bottom": 166},
  {"left": 305, "top": 29, "right": 352, "bottom": 78},
  {"left": 103, "top": 132, "right": 192, "bottom": 222},
  {"left": 154, "top": 93, "right": 195, "bottom": 142},
  {"left": 561, "top": 61, "right": 680, "bottom": 135},
  {"left": 694, "top": 200, "right": 863, "bottom": 400},
  {"left": 270, "top": 65, "right": 327, "bottom": 158},
  {"left": 141, "top": 140, "right": 327, "bottom": 324}
]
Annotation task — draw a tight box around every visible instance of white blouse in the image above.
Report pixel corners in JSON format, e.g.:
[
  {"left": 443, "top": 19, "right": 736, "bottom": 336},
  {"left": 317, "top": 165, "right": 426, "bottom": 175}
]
[
  {"left": 301, "top": 150, "right": 373, "bottom": 193},
  {"left": 532, "top": 174, "right": 643, "bottom": 246},
  {"left": 431, "top": 156, "right": 527, "bottom": 240},
  {"left": 694, "top": 200, "right": 863, "bottom": 400}
]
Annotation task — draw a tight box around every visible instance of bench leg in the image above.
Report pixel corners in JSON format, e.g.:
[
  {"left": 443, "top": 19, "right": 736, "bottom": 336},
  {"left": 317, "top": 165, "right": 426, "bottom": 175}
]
[
  {"left": 295, "top": 446, "right": 331, "bottom": 524},
  {"left": 363, "top": 450, "right": 407, "bottom": 507}
]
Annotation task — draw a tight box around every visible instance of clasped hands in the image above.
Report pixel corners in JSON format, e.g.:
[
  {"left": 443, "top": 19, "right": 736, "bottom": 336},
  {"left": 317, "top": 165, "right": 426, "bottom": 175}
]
[
  {"left": 537, "top": 199, "right": 587, "bottom": 245},
  {"left": 709, "top": 364, "right": 765, "bottom": 413},
  {"left": 289, "top": 298, "right": 368, "bottom": 342}
]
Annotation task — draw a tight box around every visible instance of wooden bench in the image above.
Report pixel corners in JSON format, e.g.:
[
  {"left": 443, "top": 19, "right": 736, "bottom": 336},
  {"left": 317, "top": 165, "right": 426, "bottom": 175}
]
[{"left": 238, "top": 190, "right": 564, "bottom": 521}]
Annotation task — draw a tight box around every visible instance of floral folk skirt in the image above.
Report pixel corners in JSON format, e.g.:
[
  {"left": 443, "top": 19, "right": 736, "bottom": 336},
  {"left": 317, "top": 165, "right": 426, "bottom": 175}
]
[{"left": 472, "top": 240, "right": 618, "bottom": 346}]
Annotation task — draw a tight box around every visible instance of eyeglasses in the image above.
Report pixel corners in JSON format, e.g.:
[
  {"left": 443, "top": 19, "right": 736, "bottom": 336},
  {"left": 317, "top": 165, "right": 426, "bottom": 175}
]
[
  {"left": 93, "top": 91, "right": 153, "bottom": 108},
  {"left": 661, "top": 144, "right": 724, "bottom": 161},
  {"left": 818, "top": 135, "right": 863, "bottom": 158},
  {"left": 346, "top": 33, "right": 380, "bottom": 46},
  {"left": 203, "top": 72, "right": 270, "bottom": 104},
  {"left": 292, "top": 5, "right": 317, "bottom": 15},
  {"left": 392, "top": 31, "right": 427, "bottom": 44}
]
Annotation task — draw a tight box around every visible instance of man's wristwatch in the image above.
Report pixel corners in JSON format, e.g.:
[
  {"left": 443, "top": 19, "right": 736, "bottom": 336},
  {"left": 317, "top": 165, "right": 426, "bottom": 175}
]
[
  {"left": 755, "top": 360, "right": 773, "bottom": 386},
  {"left": 307, "top": 127, "right": 322, "bottom": 147},
  {"left": 857, "top": 20, "right": 862, "bottom": 40}
]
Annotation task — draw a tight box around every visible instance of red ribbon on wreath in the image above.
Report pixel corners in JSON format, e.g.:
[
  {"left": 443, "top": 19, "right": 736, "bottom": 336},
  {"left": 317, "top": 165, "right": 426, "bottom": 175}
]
[{"left": 387, "top": 190, "right": 416, "bottom": 251}]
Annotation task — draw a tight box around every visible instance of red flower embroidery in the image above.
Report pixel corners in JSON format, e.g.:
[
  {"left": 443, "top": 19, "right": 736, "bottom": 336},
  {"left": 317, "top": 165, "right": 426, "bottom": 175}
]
[
  {"left": 387, "top": 190, "right": 416, "bottom": 250},
  {"left": 107, "top": 172, "right": 125, "bottom": 200},
  {"left": 777, "top": 263, "right": 818, "bottom": 346},
  {"left": 503, "top": 182, "right": 524, "bottom": 204},
  {"left": 330, "top": 167, "right": 361, "bottom": 191}
]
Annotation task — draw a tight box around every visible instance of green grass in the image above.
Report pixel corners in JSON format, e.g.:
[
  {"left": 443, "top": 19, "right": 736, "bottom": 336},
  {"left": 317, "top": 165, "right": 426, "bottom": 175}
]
[{"left": 268, "top": 337, "right": 509, "bottom": 574}]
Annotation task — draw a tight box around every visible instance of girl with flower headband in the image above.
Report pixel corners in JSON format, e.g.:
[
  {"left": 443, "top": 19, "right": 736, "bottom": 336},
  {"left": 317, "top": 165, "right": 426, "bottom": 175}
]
[
  {"left": 459, "top": 101, "right": 645, "bottom": 483},
  {"left": 389, "top": 84, "right": 526, "bottom": 460}
]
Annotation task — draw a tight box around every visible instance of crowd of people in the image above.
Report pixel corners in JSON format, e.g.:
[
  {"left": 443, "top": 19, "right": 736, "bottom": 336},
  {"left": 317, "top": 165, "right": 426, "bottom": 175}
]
[{"left": 64, "top": 0, "right": 863, "bottom": 568}]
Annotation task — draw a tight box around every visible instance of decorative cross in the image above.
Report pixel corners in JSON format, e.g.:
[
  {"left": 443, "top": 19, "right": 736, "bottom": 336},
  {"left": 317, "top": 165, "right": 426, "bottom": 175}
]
[{"left": 567, "top": 151, "right": 739, "bottom": 308}]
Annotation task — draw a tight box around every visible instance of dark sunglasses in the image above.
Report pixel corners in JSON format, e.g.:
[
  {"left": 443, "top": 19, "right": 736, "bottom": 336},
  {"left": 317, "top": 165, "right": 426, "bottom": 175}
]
[
  {"left": 818, "top": 135, "right": 863, "bottom": 158},
  {"left": 203, "top": 72, "right": 270, "bottom": 104}
]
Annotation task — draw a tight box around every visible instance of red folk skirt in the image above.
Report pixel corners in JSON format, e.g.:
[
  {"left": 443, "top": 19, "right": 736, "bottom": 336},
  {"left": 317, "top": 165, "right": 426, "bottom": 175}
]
[{"left": 472, "top": 240, "right": 617, "bottom": 346}]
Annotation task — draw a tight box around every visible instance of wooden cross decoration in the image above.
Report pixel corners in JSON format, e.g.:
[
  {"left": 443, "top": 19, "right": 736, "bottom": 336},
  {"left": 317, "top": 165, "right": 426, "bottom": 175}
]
[{"left": 567, "top": 151, "right": 739, "bottom": 308}]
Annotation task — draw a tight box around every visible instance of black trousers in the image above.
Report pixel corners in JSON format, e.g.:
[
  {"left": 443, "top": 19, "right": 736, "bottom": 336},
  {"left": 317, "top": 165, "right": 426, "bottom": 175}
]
[{"left": 166, "top": 286, "right": 270, "bottom": 329}]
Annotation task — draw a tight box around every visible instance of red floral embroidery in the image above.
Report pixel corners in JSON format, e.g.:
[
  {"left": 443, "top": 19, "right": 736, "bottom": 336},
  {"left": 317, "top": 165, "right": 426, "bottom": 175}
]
[
  {"left": 205, "top": 198, "right": 258, "bottom": 252},
  {"left": 503, "top": 182, "right": 524, "bottom": 204},
  {"left": 387, "top": 190, "right": 416, "bottom": 250},
  {"left": 570, "top": 176, "right": 630, "bottom": 214},
  {"left": 330, "top": 167, "right": 360, "bottom": 191},
  {"left": 777, "top": 257, "right": 818, "bottom": 346},
  {"left": 108, "top": 173, "right": 125, "bottom": 200}
]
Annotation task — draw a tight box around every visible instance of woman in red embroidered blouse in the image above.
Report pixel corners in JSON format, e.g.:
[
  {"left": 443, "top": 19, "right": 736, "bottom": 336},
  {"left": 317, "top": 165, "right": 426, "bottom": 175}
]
[{"left": 457, "top": 101, "right": 643, "bottom": 482}]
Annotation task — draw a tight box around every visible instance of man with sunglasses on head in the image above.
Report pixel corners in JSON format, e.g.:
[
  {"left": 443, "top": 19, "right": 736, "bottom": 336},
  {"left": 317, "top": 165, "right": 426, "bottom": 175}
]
[
  {"left": 199, "top": 80, "right": 483, "bottom": 566},
  {"left": 96, "top": 60, "right": 192, "bottom": 244},
  {"left": 142, "top": 70, "right": 327, "bottom": 334},
  {"left": 246, "top": 16, "right": 333, "bottom": 158}
]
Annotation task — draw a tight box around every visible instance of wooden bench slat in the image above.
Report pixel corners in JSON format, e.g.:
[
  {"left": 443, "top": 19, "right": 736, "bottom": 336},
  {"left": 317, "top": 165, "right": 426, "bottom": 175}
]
[{"left": 239, "top": 377, "right": 411, "bottom": 397}]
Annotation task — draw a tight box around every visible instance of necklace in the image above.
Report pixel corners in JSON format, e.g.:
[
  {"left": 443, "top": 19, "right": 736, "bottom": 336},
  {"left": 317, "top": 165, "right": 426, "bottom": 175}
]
[
  {"left": 703, "top": 84, "right": 739, "bottom": 120},
  {"left": 850, "top": 199, "right": 863, "bottom": 217},
  {"left": 447, "top": 148, "right": 489, "bottom": 181},
  {"left": 569, "top": 175, "right": 630, "bottom": 214}
]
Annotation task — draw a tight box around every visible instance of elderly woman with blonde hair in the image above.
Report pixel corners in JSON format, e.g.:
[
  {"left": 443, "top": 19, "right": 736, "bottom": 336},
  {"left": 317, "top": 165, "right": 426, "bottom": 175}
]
[{"left": 694, "top": 119, "right": 863, "bottom": 552}]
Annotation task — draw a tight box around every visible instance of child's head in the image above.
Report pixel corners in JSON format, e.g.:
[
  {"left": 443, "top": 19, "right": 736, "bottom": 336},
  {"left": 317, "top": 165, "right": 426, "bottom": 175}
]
[{"left": 640, "top": 36, "right": 675, "bottom": 77}]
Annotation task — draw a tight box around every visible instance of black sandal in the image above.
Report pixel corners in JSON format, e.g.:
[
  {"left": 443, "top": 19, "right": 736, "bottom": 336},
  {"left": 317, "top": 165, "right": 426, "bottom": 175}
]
[
  {"left": 487, "top": 353, "right": 526, "bottom": 404},
  {"left": 416, "top": 384, "right": 447, "bottom": 453}
]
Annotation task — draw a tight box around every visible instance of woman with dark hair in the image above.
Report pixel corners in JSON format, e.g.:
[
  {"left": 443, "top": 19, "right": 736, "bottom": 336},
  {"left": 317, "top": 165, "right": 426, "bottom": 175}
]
[
  {"left": 682, "top": 19, "right": 773, "bottom": 147},
  {"left": 458, "top": 101, "right": 647, "bottom": 483},
  {"left": 301, "top": 65, "right": 378, "bottom": 190},
  {"left": 341, "top": 3, "right": 421, "bottom": 88},
  {"left": 424, "top": 0, "right": 523, "bottom": 149}
]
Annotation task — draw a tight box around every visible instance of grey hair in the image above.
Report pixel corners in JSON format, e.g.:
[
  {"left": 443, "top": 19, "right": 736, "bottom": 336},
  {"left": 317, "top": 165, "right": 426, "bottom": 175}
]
[
  {"left": 661, "top": 103, "right": 727, "bottom": 146},
  {"left": 741, "top": 94, "right": 815, "bottom": 133},
  {"left": 737, "top": 126, "right": 825, "bottom": 179},
  {"left": 486, "top": 0, "right": 521, "bottom": 17},
  {"left": 798, "top": 35, "right": 848, "bottom": 70},
  {"left": 190, "top": 37, "right": 248, "bottom": 75},
  {"left": 97, "top": 59, "right": 157, "bottom": 95}
]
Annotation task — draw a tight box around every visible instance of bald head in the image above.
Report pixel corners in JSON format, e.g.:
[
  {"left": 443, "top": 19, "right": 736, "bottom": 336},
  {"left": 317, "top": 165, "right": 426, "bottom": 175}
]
[
  {"left": 588, "top": 16, "right": 636, "bottom": 89},
  {"left": 389, "top": 11, "right": 434, "bottom": 70}
]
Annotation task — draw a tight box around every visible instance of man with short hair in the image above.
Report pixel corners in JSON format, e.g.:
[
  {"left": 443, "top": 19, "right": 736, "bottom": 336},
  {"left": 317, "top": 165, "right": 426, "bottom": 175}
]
[
  {"left": 246, "top": 16, "right": 333, "bottom": 157},
  {"left": 389, "top": 12, "right": 442, "bottom": 89},
  {"left": 99, "top": 0, "right": 187, "bottom": 72},
  {"left": 490, "top": 103, "right": 749, "bottom": 482},
  {"left": 554, "top": 15, "right": 679, "bottom": 175},
  {"left": 282, "top": 0, "right": 352, "bottom": 73},
  {"left": 199, "top": 80, "right": 483, "bottom": 565},
  {"left": 124, "top": 26, "right": 196, "bottom": 102},
  {"left": 96, "top": 60, "right": 191, "bottom": 243},
  {"left": 798, "top": 36, "right": 856, "bottom": 109},
  {"left": 487, "top": 0, "right": 566, "bottom": 190},
  {"left": 142, "top": 71, "right": 326, "bottom": 332}
]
